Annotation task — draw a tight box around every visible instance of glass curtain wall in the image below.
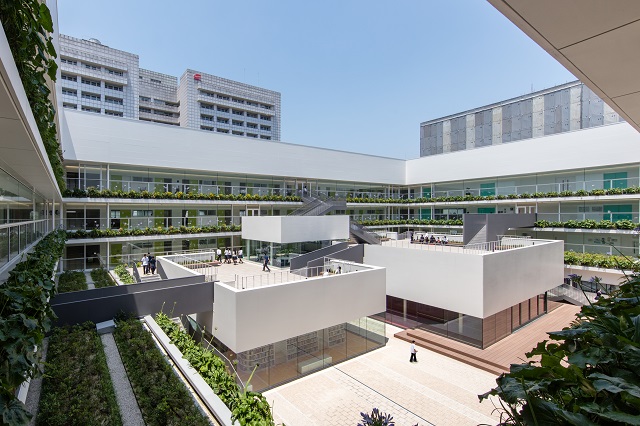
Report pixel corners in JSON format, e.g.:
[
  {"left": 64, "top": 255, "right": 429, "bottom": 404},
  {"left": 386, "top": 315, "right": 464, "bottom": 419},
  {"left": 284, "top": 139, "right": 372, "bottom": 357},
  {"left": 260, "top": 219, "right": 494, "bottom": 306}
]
[{"left": 232, "top": 316, "right": 386, "bottom": 391}]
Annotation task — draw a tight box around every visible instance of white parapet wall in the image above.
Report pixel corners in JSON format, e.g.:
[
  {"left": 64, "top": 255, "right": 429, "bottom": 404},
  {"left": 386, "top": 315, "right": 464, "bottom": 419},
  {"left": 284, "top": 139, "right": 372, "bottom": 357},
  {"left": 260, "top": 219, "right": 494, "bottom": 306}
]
[
  {"left": 213, "top": 264, "right": 386, "bottom": 353},
  {"left": 241, "top": 215, "right": 349, "bottom": 243},
  {"left": 364, "top": 240, "right": 564, "bottom": 319}
]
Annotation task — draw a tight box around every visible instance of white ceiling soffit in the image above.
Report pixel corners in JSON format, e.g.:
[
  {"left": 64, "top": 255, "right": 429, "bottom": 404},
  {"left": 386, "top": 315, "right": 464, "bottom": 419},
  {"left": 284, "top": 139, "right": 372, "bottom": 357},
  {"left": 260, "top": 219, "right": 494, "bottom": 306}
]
[{"left": 487, "top": 0, "right": 640, "bottom": 133}]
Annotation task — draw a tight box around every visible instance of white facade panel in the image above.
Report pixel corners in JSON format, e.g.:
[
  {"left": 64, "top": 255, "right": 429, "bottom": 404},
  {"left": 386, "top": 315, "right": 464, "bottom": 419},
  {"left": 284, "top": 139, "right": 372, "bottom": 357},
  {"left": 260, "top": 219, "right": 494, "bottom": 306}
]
[
  {"left": 62, "top": 110, "right": 407, "bottom": 184},
  {"left": 241, "top": 216, "right": 349, "bottom": 243},
  {"left": 213, "top": 266, "right": 386, "bottom": 353},
  {"left": 363, "top": 245, "right": 486, "bottom": 317},
  {"left": 482, "top": 241, "right": 564, "bottom": 317},
  {"left": 406, "top": 122, "right": 640, "bottom": 185}
]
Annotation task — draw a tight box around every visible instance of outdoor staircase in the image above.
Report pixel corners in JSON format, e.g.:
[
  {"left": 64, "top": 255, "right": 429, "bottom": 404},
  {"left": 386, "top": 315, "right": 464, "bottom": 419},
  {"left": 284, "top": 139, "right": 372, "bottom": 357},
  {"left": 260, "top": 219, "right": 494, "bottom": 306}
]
[
  {"left": 349, "top": 221, "right": 381, "bottom": 245},
  {"left": 394, "top": 329, "right": 507, "bottom": 376},
  {"left": 467, "top": 225, "right": 487, "bottom": 246},
  {"left": 547, "top": 283, "right": 597, "bottom": 306},
  {"left": 139, "top": 274, "right": 161, "bottom": 283},
  {"left": 289, "top": 193, "right": 346, "bottom": 216}
]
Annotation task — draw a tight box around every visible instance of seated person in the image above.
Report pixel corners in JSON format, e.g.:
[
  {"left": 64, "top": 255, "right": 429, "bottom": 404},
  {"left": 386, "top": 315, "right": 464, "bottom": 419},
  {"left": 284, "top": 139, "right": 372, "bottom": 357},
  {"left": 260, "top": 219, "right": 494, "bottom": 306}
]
[
  {"left": 419, "top": 235, "right": 425, "bottom": 243},
  {"left": 436, "top": 237, "right": 441, "bottom": 244},
  {"left": 430, "top": 235, "right": 436, "bottom": 244},
  {"left": 442, "top": 236, "right": 448, "bottom": 244}
]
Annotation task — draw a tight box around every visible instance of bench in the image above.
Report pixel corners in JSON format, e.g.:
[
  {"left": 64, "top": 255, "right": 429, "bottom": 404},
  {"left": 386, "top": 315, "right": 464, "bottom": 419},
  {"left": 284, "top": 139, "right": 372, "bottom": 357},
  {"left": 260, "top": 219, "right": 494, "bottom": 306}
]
[{"left": 297, "top": 356, "right": 332, "bottom": 374}]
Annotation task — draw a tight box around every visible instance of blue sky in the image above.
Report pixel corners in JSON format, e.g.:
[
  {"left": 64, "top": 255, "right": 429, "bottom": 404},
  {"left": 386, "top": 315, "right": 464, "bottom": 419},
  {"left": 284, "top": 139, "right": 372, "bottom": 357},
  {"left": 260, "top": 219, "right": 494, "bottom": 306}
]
[{"left": 58, "top": 0, "right": 575, "bottom": 159}]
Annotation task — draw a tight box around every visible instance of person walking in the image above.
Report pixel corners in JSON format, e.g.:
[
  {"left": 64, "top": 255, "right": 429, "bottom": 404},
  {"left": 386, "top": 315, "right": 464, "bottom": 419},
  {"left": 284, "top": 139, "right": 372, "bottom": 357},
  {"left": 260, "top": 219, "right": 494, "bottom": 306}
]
[
  {"left": 216, "top": 247, "right": 222, "bottom": 263},
  {"left": 262, "top": 254, "right": 270, "bottom": 272},
  {"left": 410, "top": 340, "right": 418, "bottom": 363},
  {"left": 238, "top": 248, "right": 244, "bottom": 264},
  {"left": 141, "top": 253, "right": 149, "bottom": 275},
  {"left": 149, "top": 255, "right": 156, "bottom": 274}
]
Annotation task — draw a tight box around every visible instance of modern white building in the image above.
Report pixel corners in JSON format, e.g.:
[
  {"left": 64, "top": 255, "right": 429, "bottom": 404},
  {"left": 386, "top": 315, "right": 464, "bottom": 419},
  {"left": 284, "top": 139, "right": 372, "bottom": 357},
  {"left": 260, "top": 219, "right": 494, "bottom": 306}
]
[
  {"left": 4, "top": 0, "right": 640, "bottom": 398},
  {"left": 58, "top": 35, "right": 281, "bottom": 140}
]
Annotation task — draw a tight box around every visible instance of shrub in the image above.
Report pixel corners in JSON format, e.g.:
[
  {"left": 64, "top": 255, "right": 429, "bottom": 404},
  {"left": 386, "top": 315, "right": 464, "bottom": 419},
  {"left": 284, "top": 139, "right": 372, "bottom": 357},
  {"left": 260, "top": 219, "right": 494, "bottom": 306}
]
[
  {"left": 114, "top": 264, "right": 135, "bottom": 284},
  {"left": 57, "top": 270, "right": 87, "bottom": 293},
  {"left": 480, "top": 273, "right": 640, "bottom": 424},
  {"left": 155, "top": 313, "right": 274, "bottom": 425},
  {"left": 37, "top": 323, "right": 121, "bottom": 425},
  {"left": 113, "top": 318, "right": 209, "bottom": 426},
  {"left": 90, "top": 268, "right": 116, "bottom": 288},
  {"left": 0, "top": 230, "right": 66, "bottom": 424}
]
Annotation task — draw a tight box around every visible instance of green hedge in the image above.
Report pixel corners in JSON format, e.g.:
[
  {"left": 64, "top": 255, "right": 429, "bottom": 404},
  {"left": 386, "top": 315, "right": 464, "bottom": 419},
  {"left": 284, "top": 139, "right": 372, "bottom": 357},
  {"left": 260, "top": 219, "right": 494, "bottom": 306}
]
[
  {"left": 67, "top": 224, "right": 241, "bottom": 239},
  {"left": 90, "top": 268, "right": 116, "bottom": 288},
  {"left": 564, "top": 251, "right": 639, "bottom": 272},
  {"left": 155, "top": 313, "right": 274, "bottom": 425},
  {"left": 480, "top": 273, "right": 640, "bottom": 423},
  {"left": 37, "top": 323, "right": 121, "bottom": 425},
  {"left": 63, "top": 187, "right": 301, "bottom": 202},
  {"left": 56, "top": 271, "right": 87, "bottom": 293},
  {"left": 536, "top": 219, "right": 638, "bottom": 230},
  {"left": 360, "top": 219, "right": 463, "bottom": 227},
  {"left": 113, "top": 264, "right": 135, "bottom": 284},
  {"left": 0, "top": 230, "right": 66, "bottom": 424},
  {"left": 0, "top": 0, "right": 64, "bottom": 189},
  {"left": 347, "top": 186, "right": 640, "bottom": 204},
  {"left": 113, "top": 318, "right": 208, "bottom": 426}
]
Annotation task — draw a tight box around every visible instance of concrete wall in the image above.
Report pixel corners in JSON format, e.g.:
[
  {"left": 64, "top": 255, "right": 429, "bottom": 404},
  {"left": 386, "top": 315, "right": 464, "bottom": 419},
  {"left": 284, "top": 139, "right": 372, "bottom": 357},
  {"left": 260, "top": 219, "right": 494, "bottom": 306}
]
[
  {"left": 62, "top": 110, "right": 406, "bottom": 185},
  {"left": 364, "top": 241, "right": 563, "bottom": 318},
  {"left": 241, "top": 215, "right": 349, "bottom": 243},
  {"left": 364, "top": 245, "right": 485, "bottom": 317},
  {"left": 289, "top": 242, "right": 349, "bottom": 270},
  {"left": 213, "top": 265, "right": 386, "bottom": 353},
  {"left": 157, "top": 258, "right": 203, "bottom": 280},
  {"left": 483, "top": 241, "right": 564, "bottom": 317},
  {"left": 51, "top": 280, "right": 214, "bottom": 325}
]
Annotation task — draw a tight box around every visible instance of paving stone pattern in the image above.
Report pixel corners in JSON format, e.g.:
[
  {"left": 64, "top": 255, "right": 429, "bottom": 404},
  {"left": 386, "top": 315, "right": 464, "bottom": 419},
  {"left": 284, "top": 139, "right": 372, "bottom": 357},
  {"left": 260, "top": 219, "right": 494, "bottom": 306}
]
[
  {"left": 100, "top": 333, "right": 145, "bottom": 426},
  {"left": 265, "top": 325, "right": 499, "bottom": 426}
]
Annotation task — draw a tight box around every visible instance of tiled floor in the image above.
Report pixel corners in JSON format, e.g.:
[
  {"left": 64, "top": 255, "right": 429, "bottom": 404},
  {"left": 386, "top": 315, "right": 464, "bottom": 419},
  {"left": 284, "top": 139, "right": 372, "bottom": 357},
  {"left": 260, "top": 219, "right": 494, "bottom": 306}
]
[{"left": 264, "top": 325, "right": 500, "bottom": 426}]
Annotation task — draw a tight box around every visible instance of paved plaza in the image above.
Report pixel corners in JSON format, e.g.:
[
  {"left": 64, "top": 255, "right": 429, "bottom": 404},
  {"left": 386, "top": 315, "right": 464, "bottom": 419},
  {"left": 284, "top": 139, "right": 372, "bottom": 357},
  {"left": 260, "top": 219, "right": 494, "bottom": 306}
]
[{"left": 264, "top": 324, "right": 500, "bottom": 426}]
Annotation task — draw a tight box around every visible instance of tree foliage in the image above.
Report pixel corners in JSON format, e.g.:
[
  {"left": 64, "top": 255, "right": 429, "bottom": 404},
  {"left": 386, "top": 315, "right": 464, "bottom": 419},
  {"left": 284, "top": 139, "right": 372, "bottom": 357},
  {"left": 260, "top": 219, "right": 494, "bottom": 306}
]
[
  {"left": 480, "top": 273, "right": 640, "bottom": 425},
  {"left": 0, "top": 0, "right": 64, "bottom": 189}
]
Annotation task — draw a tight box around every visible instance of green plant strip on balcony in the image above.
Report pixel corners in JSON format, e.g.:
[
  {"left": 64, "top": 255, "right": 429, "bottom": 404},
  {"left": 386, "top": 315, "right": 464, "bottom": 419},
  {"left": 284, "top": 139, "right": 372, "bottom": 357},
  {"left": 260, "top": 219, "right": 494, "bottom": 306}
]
[
  {"left": 155, "top": 312, "right": 274, "bottom": 425},
  {"left": 360, "top": 219, "right": 463, "bottom": 226},
  {"left": 479, "top": 273, "right": 640, "bottom": 424},
  {"left": 535, "top": 219, "right": 638, "bottom": 230},
  {"left": 66, "top": 224, "right": 241, "bottom": 239},
  {"left": 113, "top": 264, "right": 134, "bottom": 284},
  {"left": 90, "top": 268, "right": 116, "bottom": 288},
  {"left": 62, "top": 187, "right": 301, "bottom": 202},
  {"left": 0, "top": 0, "right": 64, "bottom": 189},
  {"left": 113, "top": 317, "right": 209, "bottom": 426},
  {"left": 0, "top": 230, "right": 66, "bottom": 424},
  {"left": 63, "top": 186, "right": 640, "bottom": 204},
  {"left": 56, "top": 270, "right": 87, "bottom": 293},
  {"left": 37, "top": 323, "right": 122, "bottom": 426},
  {"left": 564, "top": 251, "right": 640, "bottom": 272}
]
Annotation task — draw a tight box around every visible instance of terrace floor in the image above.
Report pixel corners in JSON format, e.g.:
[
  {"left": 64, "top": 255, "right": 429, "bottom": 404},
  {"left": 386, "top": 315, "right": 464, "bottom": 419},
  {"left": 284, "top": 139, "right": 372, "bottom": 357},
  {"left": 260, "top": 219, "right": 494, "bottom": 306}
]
[
  {"left": 264, "top": 324, "right": 499, "bottom": 426},
  {"left": 264, "top": 304, "right": 580, "bottom": 426}
]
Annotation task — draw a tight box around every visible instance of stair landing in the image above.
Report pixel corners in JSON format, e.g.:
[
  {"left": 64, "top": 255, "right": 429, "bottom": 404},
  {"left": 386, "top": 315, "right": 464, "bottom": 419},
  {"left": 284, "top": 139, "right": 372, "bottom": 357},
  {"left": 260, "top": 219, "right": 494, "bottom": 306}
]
[{"left": 394, "top": 304, "right": 580, "bottom": 376}]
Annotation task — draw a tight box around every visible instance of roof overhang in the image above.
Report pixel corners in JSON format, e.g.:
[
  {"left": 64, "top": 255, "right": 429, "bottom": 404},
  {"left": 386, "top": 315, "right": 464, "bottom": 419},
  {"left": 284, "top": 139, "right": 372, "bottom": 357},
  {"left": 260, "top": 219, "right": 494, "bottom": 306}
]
[{"left": 487, "top": 0, "right": 640, "bottom": 133}]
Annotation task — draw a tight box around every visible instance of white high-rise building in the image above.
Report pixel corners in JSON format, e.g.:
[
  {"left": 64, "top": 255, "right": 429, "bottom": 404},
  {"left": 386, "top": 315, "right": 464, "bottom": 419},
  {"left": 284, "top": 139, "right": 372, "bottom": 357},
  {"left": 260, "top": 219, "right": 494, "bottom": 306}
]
[{"left": 58, "top": 35, "right": 281, "bottom": 140}]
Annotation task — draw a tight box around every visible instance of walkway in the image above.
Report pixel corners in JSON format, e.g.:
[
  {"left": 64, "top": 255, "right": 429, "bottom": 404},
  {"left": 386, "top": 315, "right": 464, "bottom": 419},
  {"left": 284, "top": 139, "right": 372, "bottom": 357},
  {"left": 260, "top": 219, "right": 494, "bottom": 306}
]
[
  {"left": 395, "top": 304, "right": 581, "bottom": 375},
  {"left": 265, "top": 325, "right": 499, "bottom": 426}
]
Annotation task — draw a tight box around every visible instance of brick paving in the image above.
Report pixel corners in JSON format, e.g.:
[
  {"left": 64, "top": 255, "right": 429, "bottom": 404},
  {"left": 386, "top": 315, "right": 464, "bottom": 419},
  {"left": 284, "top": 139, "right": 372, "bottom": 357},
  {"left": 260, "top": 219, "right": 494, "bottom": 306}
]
[
  {"left": 264, "top": 325, "right": 499, "bottom": 426},
  {"left": 264, "top": 305, "right": 580, "bottom": 425},
  {"left": 395, "top": 303, "right": 581, "bottom": 374}
]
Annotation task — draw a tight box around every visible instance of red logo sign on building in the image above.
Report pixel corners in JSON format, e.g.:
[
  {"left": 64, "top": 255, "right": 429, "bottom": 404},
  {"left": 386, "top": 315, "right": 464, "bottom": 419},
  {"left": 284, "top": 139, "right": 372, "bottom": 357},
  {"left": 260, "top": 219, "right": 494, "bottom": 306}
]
[{"left": 194, "top": 73, "right": 201, "bottom": 81}]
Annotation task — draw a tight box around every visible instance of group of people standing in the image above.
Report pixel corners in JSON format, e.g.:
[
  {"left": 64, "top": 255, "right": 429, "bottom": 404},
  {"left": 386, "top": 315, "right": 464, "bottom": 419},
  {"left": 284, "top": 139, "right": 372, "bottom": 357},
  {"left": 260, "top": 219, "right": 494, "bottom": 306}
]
[
  {"left": 215, "top": 248, "right": 243, "bottom": 265},
  {"left": 140, "top": 253, "right": 156, "bottom": 275}
]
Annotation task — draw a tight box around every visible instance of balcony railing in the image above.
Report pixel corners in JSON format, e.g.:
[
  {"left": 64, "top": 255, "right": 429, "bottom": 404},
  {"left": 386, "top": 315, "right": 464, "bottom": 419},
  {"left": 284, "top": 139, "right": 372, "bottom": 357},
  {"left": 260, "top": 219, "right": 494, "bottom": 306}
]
[
  {"left": 63, "top": 176, "right": 640, "bottom": 203},
  {"left": 0, "top": 219, "right": 50, "bottom": 271},
  {"left": 64, "top": 215, "right": 243, "bottom": 233}
]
